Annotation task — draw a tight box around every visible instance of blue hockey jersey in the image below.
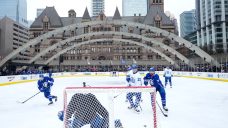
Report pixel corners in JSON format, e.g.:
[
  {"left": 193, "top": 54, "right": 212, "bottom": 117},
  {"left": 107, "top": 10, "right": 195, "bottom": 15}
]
[
  {"left": 143, "top": 73, "right": 164, "bottom": 88},
  {"left": 37, "top": 76, "right": 54, "bottom": 92}
]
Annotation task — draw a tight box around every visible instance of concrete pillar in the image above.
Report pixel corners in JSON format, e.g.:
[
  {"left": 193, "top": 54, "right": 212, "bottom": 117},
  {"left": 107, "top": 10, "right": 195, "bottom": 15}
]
[
  {"left": 197, "top": 31, "right": 201, "bottom": 46},
  {"left": 206, "top": 27, "right": 210, "bottom": 50},
  {"left": 212, "top": 24, "right": 216, "bottom": 52},
  {"left": 221, "top": 0, "right": 227, "bottom": 53}
]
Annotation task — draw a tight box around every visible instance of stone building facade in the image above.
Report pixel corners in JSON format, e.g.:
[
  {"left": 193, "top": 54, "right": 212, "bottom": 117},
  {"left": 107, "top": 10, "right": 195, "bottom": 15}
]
[{"left": 29, "top": 1, "right": 178, "bottom": 72}]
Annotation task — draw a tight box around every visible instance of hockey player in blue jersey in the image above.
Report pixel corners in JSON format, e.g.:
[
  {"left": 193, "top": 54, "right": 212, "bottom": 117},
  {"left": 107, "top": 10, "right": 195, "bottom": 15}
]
[
  {"left": 144, "top": 67, "right": 168, "bottom": 111},
  {"left": 37, "top": 74, "right": 57, "bottom": 105},
  {"left": 126, "top": 64, "right": 143, "bottom": 112}
]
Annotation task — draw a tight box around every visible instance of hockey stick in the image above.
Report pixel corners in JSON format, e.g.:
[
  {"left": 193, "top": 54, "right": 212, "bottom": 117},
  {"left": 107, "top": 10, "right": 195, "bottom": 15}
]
[
  {"left": 156, "top": 101, "right": 168, "bottom": 117},
  {"left": 17, "top": 91, "right": 41, "bottom": 104},
  {"left": 114, "top": 93, "right": 122, "bottom": 98}
]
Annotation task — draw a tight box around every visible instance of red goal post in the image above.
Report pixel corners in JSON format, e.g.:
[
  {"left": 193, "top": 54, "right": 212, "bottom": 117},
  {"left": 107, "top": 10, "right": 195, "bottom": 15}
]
[{"left": 63, "top": 86, "right": 158, "bottom": 128}]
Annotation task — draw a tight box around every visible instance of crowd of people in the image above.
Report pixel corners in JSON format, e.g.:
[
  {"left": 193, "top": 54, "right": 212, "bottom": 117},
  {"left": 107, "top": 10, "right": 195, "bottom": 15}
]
[{"left": 0, "top": 63, "right": 227, "bottom": 76}]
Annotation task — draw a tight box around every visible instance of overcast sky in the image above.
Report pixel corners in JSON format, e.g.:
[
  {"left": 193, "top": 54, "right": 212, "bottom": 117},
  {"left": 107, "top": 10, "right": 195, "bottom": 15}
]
[{"left": 27, "top": 0, "right": 195, "bottom": 25}]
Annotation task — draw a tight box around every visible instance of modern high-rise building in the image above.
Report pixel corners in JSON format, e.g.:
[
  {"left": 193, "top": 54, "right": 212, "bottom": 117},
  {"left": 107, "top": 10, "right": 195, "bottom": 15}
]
[
  {"left": 92, "top": 0, "right": 105, "bottom": 16},
  {"left": 0, "top": 0, "right": 28, "bottom": 27},
  {"left": 0, "top": 17, "right": 30, "bottom": 60},
  {"left": 122, "top": 0, "right": 147, "bottom": 16},
  {"left": 180, "top": 9, "right": 196, "bottom": 38},
  {"left": 196, "top": 0, "right": 228, "bottom": 53}
]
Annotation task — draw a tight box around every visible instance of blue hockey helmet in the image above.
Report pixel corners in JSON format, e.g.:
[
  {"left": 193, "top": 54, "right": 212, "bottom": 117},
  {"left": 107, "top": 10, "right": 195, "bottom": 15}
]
[
  {"left": 131, "top": 64, "right": 138, "bottom": 69},
  {"left": 39, "top": 74, "right": 44, "bottom": 80},
  {"left": 131, "top": 64, "right": 138, "bottom": 73},
  {"left": 149, "top": 67, "right": 155, "bottom": 73},
  {"left": 39, "top": 74, "right": 44, "bottom": 78}
]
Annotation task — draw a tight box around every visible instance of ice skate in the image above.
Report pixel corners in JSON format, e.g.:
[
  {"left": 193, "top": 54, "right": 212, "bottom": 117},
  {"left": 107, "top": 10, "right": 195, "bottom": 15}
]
[
  {"left": 128, "top": 105, "right": 133, "bottom": 109},
  {"left": 53, "top": 96, "right": 58, "bottom": 102},
  {"left": 48, "top": 101, "right": 53, "bottom": 105},
  {"left": 134, "top": 107, "right": 141, "bottom": 113},
  {"left": 163, "top": 106, "right": 168, "bottom": 111}
]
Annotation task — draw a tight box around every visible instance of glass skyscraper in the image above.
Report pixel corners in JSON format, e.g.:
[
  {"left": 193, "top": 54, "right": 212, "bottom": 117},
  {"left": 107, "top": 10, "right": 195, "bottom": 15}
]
[
  {"left": 196, "top": 0, "right": 228, "bottom": 53},
  {"left": 122, "top": 0, "right": 147, "bottom": 16},
  {"left": 0, "top": 0, "right": 28, "bottom": 27},
  {"left": 92, "top": 0, "right": 105, "bottom": 16},
  {"left": 180, "top": 10, "right": 196, "bottom": 38}
]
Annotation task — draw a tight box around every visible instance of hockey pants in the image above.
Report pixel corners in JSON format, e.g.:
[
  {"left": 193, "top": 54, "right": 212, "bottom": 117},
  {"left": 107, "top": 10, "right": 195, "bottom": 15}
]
[
  {"left": 44, "top": 91, "right": 55, "bottom": 102},
  {"left": 165, "top": 77, "right": 172, "bottom": 86},
  {"left": 151, "top": 87, "right": 166, "bottom": 107}
]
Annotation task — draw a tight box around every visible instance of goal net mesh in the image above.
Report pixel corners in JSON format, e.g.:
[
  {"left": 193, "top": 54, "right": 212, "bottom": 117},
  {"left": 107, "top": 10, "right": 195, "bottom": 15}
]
[{"left": 63, "top": 86, "right": 158, "bottom": 128}]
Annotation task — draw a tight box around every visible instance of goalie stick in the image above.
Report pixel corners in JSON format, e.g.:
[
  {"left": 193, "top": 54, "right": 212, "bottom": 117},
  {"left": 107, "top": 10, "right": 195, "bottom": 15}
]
[
  {"left": 156, "top": 101, "right": 168, "bottom": 117},
  {"left": 17, "top": 91, "right": 41, "bottom": 104}
]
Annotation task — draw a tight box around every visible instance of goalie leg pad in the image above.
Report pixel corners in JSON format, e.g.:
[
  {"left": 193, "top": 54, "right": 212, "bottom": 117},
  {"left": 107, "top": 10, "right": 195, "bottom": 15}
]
[
  {"left": 134, "top": 92, "right": 142, "bottom": 108},
  {"left": 127, "top": 93, "right": 135, "bottom": 108},
  {"left": 115, "top": 119, "right": 123, "bottom": 128}
]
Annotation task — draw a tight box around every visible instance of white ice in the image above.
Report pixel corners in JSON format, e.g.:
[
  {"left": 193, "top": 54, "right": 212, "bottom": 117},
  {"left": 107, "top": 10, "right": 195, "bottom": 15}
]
[{"left": 0, "top": 76, "right": 228, "bottom": 128}]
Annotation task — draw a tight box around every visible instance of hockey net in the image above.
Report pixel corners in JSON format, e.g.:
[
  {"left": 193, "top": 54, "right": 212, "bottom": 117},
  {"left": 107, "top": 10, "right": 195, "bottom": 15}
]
[{"left": 63, "top": 86, "right": 158, "bottom": 128}]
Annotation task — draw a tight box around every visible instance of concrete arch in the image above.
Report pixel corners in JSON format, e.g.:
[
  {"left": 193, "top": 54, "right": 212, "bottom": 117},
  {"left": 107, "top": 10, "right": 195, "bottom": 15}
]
[
  {"left": 29, "top": 31, "right": 190, "bottom": 67},
  {"left": 44, "top": 38, "right": 178, "bottom": 67},
  {"left": 0, "top": 20, "right": 219, "bottom": 67}
]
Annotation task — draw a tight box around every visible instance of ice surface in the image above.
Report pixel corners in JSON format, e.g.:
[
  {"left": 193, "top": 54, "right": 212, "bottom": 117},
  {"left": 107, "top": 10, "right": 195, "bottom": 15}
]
[{"left": 0, "top": 76, "right": 228, "bottom": 128}]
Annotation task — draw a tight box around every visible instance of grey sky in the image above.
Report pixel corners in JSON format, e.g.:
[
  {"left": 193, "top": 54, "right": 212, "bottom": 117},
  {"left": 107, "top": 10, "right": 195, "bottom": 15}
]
[{"left": 27, "top": 0, "right": 195, "bottom": 25}]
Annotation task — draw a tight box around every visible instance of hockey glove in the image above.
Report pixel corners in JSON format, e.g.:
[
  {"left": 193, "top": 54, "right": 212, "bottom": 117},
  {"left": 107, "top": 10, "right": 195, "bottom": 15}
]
[
  {"left": 39, "top": 88, "right": 45, "bottom": 92},
  {"left": 49, "top": 82, "right": 54, "bottom": 86},
  {"left": 126, "top": 77, "right": 131, "bottom": 82},
  {"left": 144, "top": 81, "right": 148, "bottom": 86},
  {"left": 58, "top": 111, "right": 64, "bottom": 121}
]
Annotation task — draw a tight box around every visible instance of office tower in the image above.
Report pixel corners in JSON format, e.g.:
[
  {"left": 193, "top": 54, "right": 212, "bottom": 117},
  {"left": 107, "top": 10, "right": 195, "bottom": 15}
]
[
  {"left": 180, "top": 9, "right": 196, "bottom": 38},
  {"left": 92, "top": 0, "right": 105, "bottom": 16},
  {"left": 122, "top": 0, "right": 147, "bottom": 16},
  {"left": 0, "top": 0, "right": 28, "bottom": 27},
  {"left": 196, "top": 0, "right": 228, "bottom": 53}
]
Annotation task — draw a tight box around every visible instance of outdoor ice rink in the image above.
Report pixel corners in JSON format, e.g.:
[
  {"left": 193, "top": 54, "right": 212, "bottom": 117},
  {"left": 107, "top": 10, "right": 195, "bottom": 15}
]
[{"left": 1, "top": 75, "right": 228, "bottom": 128}]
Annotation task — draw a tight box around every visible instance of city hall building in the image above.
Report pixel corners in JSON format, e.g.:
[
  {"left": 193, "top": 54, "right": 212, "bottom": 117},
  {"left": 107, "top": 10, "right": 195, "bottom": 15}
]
[{"left": 29, "top": 1, "right": 179, "bottom": 72}]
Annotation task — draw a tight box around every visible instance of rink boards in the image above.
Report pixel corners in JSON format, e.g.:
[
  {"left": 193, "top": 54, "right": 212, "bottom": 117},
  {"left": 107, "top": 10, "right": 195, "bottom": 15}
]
[{"left": 0, "top": 71, "right": 228, "bottom": 86}]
